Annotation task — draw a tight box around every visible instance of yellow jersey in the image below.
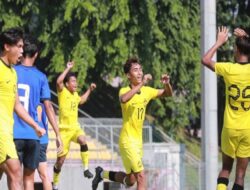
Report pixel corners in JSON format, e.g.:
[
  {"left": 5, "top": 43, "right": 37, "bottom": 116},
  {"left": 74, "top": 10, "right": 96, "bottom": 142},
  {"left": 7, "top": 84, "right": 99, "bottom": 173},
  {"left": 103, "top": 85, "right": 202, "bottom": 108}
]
[
  {"left": 58, "top": 87, "right": 81, "bottom": 128},
  {"left": 119, "top": 86, "right": 158, "bottom": 147},
  {"left": 215, "top": 62, "right": 250, "bottom": 129},
  {"left": 0, "top": 60, "right": 17, "bottom": 134}
]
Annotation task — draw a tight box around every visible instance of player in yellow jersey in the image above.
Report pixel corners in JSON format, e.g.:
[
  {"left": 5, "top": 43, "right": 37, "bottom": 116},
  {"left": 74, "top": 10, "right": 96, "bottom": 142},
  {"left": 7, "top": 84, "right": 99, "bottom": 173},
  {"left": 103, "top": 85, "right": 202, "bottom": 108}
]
[
  {"left": 92, "top": 57, "right": 173, "bottom": 190},
  {"left": 0, "top": 28, "right": 45, "bottom": 190},
  {"left": 202, "top": 27, "right": 250, "bottom": 190},
  {"left": 52, "top": 61, "right": 96, "bottom": 190}
]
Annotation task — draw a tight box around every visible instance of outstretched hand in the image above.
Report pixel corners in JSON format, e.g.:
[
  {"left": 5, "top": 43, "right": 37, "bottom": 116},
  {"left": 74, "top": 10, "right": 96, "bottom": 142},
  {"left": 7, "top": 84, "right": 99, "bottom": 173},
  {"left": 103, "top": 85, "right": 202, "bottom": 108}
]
[
  {"left": 143, "top": 74, "right": 152, "bottom": 85},
  {"left": 89, "top": 83, "right": 96, "bottom": 91},
  {"left": 216, "top": 26, "right": 229, "bottom": 46},
  {"left": 67, "top": 61, "right": 74, "bottom": 69},
  {"left": 161, "top": 74, "right": 170, "bottom": 84}
]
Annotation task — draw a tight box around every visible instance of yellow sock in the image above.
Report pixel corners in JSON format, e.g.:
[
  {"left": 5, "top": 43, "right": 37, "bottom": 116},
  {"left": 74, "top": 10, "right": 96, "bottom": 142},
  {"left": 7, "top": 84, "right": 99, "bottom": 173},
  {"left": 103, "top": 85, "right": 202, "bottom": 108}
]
[
  {"left": 53, "top": 171, "right": 60, "bottom": 185},
  {"left": 103, "top": 171, "right": 109, "bottom": 179},
  {"left": 217, "top": 184, "right": 227, "bottom": 190},
  {"left": 80, "top": 151, "right": 89, "bottom": 170}
]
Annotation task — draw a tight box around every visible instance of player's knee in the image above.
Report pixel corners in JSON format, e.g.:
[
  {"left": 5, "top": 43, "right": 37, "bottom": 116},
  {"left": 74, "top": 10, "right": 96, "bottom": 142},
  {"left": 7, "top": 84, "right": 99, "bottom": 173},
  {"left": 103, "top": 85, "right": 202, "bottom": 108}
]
[
  {"left": 54, "top": 165, "right": 62, "bottom": 173},
  {"left": 40, "top": 173, "right": 49, "bottom": 182},
  {"left": 80, "top": 144, "right": 88, "bottom": 152},
  {"left": 136, "top": 172, "right": 145, "bottom": 183},
  {"left": 123, "top": 176, "right": 136, "bottom": 187}
]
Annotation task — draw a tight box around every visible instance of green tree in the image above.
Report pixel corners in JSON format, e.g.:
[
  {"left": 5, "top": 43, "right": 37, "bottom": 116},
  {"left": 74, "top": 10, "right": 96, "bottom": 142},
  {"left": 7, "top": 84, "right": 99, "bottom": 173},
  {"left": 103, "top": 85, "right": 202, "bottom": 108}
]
[{"left": 0, "top": 0, "right": 201, "bottom": 137}]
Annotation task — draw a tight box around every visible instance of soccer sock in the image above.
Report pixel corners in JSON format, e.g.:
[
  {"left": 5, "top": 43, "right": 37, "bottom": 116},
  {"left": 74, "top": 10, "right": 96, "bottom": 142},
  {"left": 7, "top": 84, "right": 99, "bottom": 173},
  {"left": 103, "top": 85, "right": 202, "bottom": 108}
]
[
  {"left": 232, "top": 183, "right": 243, "bottom": 190},
  {"left": 53, "top": 165, "right": 61, "bottom": 186},
  {"left": 102, "top": 171, "right": 117, "bottom": 182},
  {"left": 216, "top": 177, "right": 229, "bottom": 190},
  {"left": 103, "top": 171, "right": 109, "bottom": 179},
  {"left": 80, "top": 144, "right": 89, "bottom": 170}
]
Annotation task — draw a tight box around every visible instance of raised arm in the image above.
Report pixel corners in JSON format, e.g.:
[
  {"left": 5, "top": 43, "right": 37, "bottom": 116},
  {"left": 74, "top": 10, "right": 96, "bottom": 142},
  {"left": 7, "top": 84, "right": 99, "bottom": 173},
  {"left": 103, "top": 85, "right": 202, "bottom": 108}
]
[
  {"left": 56, "top": 61, "right": 74, "bottom": 92},
  {"left": 14, "top": 94, "right": 45, "bottom": 137},
  {"left": 120, "top": 74, "right": 152, "bottom": 103},
  {"left": 79, "top": 83, "right": 96, "bottom": 105},
  {"left": 201, "top": 26, "right": 229, "bottom": 71},
  {"left": 44, "top": 100, "right": 63, "bottom": 153},
  {"left": 157, "top": 74, "right": 173, "bottom": 97}
]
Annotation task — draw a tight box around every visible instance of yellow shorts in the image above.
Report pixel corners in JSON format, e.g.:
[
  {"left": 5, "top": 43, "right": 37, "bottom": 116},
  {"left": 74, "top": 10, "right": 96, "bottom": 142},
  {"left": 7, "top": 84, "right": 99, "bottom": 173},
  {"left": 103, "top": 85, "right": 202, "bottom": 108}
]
[
  {"left": 0, "top": 131, "right": 18, "bottom": 164},
  {"left": 119, "top": 145, "right": 144, "bottom": 174},
  {"left": 58, "top": 127, "right": 85, "bottom": 157},
  {"left": 221, "top": 127, "right": 250, "bottom": 158}
]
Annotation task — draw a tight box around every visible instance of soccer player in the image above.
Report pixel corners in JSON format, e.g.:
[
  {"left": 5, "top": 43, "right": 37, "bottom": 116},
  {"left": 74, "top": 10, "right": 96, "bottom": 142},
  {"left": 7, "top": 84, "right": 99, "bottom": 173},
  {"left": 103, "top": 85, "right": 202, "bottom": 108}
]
[
  {"left": 0, "top": 28, "right": 45, "bottom": 190},
  {"left": 92, "top": 57, "right": 173, "bottom": 190},
  {"left": 202, "top": 26, "right": 250, "bottom": 190},
  {"left": 13, "top": 35, "right": 62, "bottom": 190},
  {"left": 52, "top": 61, "right": 96, "bottom": 190}
]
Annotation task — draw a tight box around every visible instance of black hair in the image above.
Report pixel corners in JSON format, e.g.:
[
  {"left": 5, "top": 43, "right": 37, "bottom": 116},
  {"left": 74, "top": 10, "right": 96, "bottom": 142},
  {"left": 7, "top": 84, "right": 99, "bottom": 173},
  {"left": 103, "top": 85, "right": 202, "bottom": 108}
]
[
  {"left": 235, "top": 36, "right": 250, "bottom": 56},
  {"left": 63, "top": 72, "right": 77, "bottom": 85},
  {"left": 23, "top": 34, "right": 39, "bottom": 58},
  {"left": 123, "top": 57, "right": 141, "bottom": 74},
  {"left": 0, "top": 27, "right": 24, "bottom": 52}
]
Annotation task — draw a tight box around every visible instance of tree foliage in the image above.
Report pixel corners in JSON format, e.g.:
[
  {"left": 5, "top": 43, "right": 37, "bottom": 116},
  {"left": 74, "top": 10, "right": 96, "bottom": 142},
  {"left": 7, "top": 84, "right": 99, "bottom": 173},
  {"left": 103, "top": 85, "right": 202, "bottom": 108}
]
[{"left": 0, "top": 0, "right": 201, "bottom": 137}]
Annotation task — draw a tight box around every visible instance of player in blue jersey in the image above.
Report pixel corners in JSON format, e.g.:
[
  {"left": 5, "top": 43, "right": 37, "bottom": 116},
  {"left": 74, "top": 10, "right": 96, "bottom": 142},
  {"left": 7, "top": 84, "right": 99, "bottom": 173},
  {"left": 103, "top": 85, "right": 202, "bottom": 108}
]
[{"left": 13, "top": 35, "right": 62, "bottom": 190}]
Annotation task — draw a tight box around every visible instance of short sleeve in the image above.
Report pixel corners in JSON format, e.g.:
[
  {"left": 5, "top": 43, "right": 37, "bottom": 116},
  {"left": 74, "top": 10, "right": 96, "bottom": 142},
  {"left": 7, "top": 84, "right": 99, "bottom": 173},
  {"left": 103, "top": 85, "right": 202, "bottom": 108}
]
[
  {"left": 40, "top": 75, "right": 51, "bottom": 101},
  {"left": 215, "top": 62, "right": 232, "bottom": 77}
]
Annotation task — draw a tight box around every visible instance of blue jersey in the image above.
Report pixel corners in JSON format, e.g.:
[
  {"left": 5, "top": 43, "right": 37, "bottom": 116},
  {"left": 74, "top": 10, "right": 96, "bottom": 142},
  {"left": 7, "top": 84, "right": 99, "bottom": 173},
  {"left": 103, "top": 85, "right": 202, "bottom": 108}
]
[
  {"left": 14, "top": 64, "right": 51, "bottom": 140},
  {"left": 37, "top": 103, "right": 49, "bottom": 144}
]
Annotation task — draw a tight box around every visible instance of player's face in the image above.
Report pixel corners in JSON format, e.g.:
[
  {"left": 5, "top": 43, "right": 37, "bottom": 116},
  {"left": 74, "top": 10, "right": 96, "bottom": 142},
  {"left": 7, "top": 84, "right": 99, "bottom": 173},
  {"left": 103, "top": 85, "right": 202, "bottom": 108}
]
[
  {"left": 128, "top": 63, "right": 143, "bottom": 85},
  {"left": 66, "top": 76, "right": 78, "bottom": 93},
  {"left": 6, "top": 40, "right": 24, "bottom": 65}
]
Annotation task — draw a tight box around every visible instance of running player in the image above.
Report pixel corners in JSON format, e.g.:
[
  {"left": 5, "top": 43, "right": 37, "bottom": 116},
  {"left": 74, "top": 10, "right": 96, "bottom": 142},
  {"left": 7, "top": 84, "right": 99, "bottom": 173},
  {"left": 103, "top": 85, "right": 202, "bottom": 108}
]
[
  {"left": 92, "top": 57, "right": 173, "bottom": 190},
  {"left": 202, "top": 26, "right": 250, "bottom": 190},
  {"left": 0, "top": 28, "right": 45, "bottom": 190},
  {"left": 53, "top": 61, "right": 96, "bottom": 190},
  {"left": 13, "top": 35, "right": 62, "bottom": 190}
]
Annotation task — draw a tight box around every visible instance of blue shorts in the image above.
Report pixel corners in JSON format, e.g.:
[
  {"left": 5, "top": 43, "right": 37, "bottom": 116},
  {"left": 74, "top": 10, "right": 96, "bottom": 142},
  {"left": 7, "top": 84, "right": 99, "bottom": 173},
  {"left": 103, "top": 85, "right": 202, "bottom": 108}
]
[
  {"left": 39, "top": 143, "right": 48, "bottom": 163},
  {"left": 14, "top": 139, "right": 40, "bottom": 170}
]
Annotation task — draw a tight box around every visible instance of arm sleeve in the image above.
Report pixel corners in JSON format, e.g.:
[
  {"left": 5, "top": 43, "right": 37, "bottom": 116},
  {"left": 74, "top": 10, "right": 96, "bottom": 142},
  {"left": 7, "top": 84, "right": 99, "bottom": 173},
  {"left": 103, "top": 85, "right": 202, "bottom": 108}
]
[
  {"left": 40, "top": 75, "right": 51, "bottom": 101},
  {"left": 215, "top": 62, "right": 231, "bottom": 77}
]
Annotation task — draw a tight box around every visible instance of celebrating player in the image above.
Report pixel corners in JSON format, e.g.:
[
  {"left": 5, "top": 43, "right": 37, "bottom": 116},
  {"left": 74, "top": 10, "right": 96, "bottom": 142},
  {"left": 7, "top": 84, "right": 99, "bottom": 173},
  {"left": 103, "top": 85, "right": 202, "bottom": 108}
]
[
  {"left": 92, "top": 57, "right": 173, "bottom": 190},
  {"left": 202, "top": 26, "right": 250, "bottom": 190},
  {"left": 53, "top": 61, "right": 96, "bottom": 190}
]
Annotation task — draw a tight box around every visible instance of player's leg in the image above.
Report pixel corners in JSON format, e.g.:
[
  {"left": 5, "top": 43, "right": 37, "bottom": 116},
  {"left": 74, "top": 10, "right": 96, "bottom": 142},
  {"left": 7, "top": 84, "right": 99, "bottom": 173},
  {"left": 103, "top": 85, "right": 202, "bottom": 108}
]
[
  {"left": 74, "top": 128, "right": 93, "bottom": 178},
  {"left": 232, "top": 157, "right": 248, "bottom": 190},
  {"left": 92, "top": 167, "right": 136, "bottom": 190},
  {"left": 53, "top": 155, "right": 66, "bottom": 190},
  {"left": 53, "top": 128, "right": 71, "bottom": 189},
  {"left": 232, "top": 129, "right": 250, "bottom": 190},
  {"left": 133, "top": 170, "right": 146, "bottom": 190},
  {"left": 0, "top": 163, "right": 5, "bottom": 180},
  {"left": 4, "top": 158, "right": 22, "bottom": 190},
  {"left": 217, "top": 128, "right": 235, "bottom": 190},
  {"left": 2, "top": 137, "right": 23, "bottom": 190},
  {"left": 22, "top": 139, "right": 40, "bottom": 190},
  {"left": 92, "top": 146, "right": 141, "bottom": 190},
  {"left": 37, "top": 143, "right": 52, "bottom": 190}
]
